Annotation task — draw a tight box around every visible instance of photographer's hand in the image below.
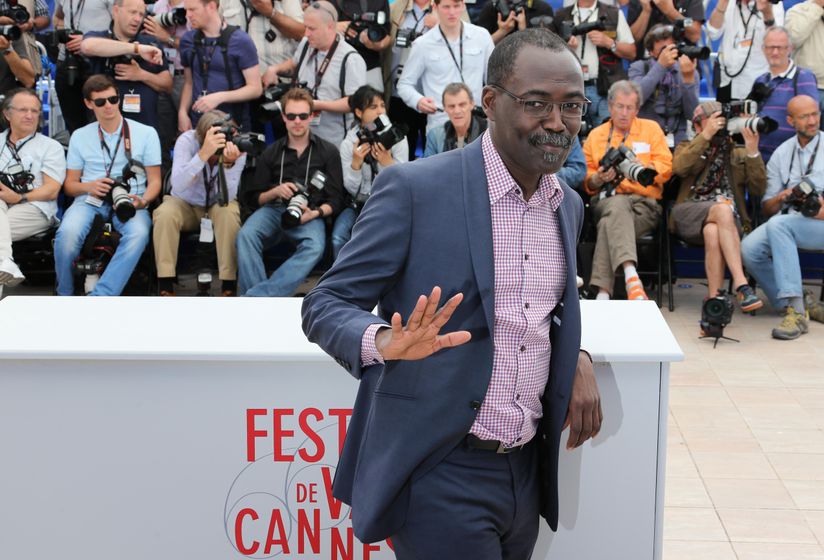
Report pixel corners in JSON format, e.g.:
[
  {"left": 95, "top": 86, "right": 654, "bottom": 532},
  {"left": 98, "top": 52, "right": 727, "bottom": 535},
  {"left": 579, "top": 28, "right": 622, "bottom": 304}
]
[
  {"left": 198, "top": 126, "right": 227, "bottom": 161},
  {"left": 587, "top": 30, "right": 613, "bottom": 49},
  {"left": 66, "top": 33, "right": 83, "bottom": 54},
  {"left": 678, "top": 54, "right": 696, "bottom": 82},
  {"left": 178, "top": 111, "right": 193, "bottom": 134},
  {"left": 741, "top": 126, "right": 760, "bottom": 156},
  {"left": 567, "top": 35, "right": 579, "bottom": 50},
  {"left": 657, "top": 43, "right": 678, "bottom": 69},
  {"left": 497, "top": 12, "right": 517, "bottom": 33},
  {"left": 516, "top": 9, "right": 527, "bottom": 30},
  {"left": 192, "top": 92, "right": 224, "bottom": 114},
  {"left": 222, "top": 141, "right": 241, "bottom": 165},
  {"left": 127, "top": 194, "right": 148, "bottom": 209},
  {"left": 700, "top": 111, "right": 726, "bottom": 141},
  {"left": 371, "top": 143, "right": 394, "bottom": 167},
  {"left": 0, "top": 183, "right": 20, "bottom": 205},
  {"left": 351, "top": 140, "right": 370, "bottom": 170},
  {"left": 417, "top": 97, "right": 438, "bottom": 114},
  {"left": 590, "top": 165, "right": 617, "bottom": 190},
  {"left": 136, "top": 44, "right": 164, "bottom": 66},
  {"left": 114, "top": 59, "right": 144, "bottom": 81},
  {"left": 299, "top": 203, "right": 321, "bottom": 224},
  {"left": 86, "top": 178, "right": 114, "bottom": 199},
  {"left": 142, "top": 16, "right": 172, "bottom": 44},
  {"left": 271, "top": 182, "right": 299, "bottom": 201},
  {"left": 374, "top": 286, "right": 471, "bottom": 361}
]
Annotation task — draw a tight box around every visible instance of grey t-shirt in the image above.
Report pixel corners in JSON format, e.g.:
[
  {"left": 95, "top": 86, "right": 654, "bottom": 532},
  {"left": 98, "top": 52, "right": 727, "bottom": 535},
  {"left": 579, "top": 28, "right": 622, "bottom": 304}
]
[
  {"left": 57, "top": 0, "right": 113, "bottom": 61},
  {"left": 292, "top": 35, "right": 367, "bottom": 145}
]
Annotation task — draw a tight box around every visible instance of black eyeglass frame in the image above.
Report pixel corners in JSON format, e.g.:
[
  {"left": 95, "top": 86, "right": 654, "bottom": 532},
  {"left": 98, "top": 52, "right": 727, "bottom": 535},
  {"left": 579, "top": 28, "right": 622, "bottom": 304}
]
[{"left": 488, "top": 83, "right": 591, "bottom": 118}]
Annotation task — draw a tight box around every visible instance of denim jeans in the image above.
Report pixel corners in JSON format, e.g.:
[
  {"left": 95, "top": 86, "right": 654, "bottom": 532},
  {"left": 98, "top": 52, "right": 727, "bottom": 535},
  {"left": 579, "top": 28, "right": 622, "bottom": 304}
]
[
  {"left": 236, "top": 204, "right": 326, "bottom": 297},
  {"left": 741, "top": 213, "right": 824, "bottom": 308},
  {"left": 54, "top": 197, "right": 151, "bottom": 296},
  {"left": 585, "top": 84, "right": 610, "bottom": 129},
  {"left": 331, "top": 207, "right": 358, "bottom": 261}
]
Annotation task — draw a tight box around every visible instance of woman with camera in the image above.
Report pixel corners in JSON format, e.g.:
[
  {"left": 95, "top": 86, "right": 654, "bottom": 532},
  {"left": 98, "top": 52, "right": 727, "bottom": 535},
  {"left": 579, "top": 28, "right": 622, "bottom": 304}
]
[
  {"left": 152, "top": 109, "right": 246, "bottom": 297},
  {"left": 332, "top": 85, "right": 408, "bottom": 259}
]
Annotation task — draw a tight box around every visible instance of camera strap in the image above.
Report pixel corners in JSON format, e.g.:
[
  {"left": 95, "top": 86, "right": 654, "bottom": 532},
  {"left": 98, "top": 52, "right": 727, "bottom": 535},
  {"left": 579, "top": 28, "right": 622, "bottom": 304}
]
[
  {"left": 439, "top": 23, "right": 464, "bottom": 82},
  {"left": 202, "top": 164, "right": 219, "bottom": 207},
  {"left": 307, "top": 34, "right": 341, "bottom": 98},
  {"left": 572, "top": 5, "right": 597, "bottom": 62},
  {"left": 606, "top": 124, "right": 630, "bottom": 149},
  {"left": 69, "top": 0, "right": 86, "bottom": 30},
  {"left": 1, "top": 131, "right": 36, "bottom": 167},
  {"left": 278, "top": 143, "right": 313, "bottom": 189},
  {"left": 783, "top": 134, "right": 821, "bottom": 188},
  {"left": 721, "top": 3, "right": 758, "bottom": 79},
  {"left": 99, "top": 119, "right": 132, "bottom": 179},
  {"left": 193, "top": 25, "right": 238, "bottom": 96}
]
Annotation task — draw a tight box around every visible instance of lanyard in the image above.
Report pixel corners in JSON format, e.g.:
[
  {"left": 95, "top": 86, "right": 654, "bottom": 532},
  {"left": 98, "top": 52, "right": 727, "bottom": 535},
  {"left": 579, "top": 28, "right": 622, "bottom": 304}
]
[
  {"left": 0, "top": 132, "right": 36, "bottom": 167},
  {"left": 606, "top": 124, "right": 630, "bottom": 150},
  {"left": 737, "top": 2, "right": 759, "bottom": 38},
  {"left": 410, "top": 4, "right": 430, "bottom": 29},
  {"left": 310, "top": 35, "right": 341, "bottom": 99},
  {"left": 198, "top": 41, "right": 220, "bottom": 94},
  {"left": 783, "top": 135, "right": 821, "bottom": 188},
  {"left": 573, "top": 6, "right": 597, "bottom": 62},
  {"left": 69, "top": 0, "right": 86, "bottom": 30},
  {"left": 98, "top": 119, "right": 131, "bottom": 178},
  {"left": 278, "top": 143, "right": 313, "bottom": 189},
  {"left": 202, "top": 164, "right": 218, "bottom": 207},
  {"left": 439, "top": 24, "right": 464, "bottom": 82}
]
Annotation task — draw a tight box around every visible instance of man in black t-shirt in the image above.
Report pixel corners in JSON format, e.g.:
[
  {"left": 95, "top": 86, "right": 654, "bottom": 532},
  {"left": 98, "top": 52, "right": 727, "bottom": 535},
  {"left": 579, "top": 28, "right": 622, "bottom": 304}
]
[
  {"left": 626, "top": 0, "right": 703, "bottom": 59},
  {"left": 475, "top": 0, "right": 555, "bottom": 45},
  {"left": 334, "top": 0, "right": 392, "bottom": 88}
]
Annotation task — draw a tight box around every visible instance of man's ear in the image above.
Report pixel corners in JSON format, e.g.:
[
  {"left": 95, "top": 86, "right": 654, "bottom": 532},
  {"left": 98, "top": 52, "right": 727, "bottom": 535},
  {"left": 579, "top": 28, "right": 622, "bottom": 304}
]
[{"left": 481, "top": 86, "right": 496, "bottom": 124}]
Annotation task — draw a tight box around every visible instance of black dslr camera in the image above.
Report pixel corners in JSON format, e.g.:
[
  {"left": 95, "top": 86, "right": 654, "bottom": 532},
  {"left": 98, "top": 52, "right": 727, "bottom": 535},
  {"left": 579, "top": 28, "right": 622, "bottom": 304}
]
[
  {"left": 282, "top": 170, "right": 328, "bottom": 229},
  {"left": 0, "top": 0, "right": 29, "bottom": 24},
  {"left": 0, "top": 162, "right": 34, "bottom": 194},
  {"left": 350, "top": 11, "right": 388, "bottom": 42},
  {"left": 560, "top": 17, "right": 606, "bottom": 41},
  {"left": 672, "top": 18, "right": 709, "bottom": 60},
  {"left": 73, "top": 214, "right": 121, "bottom": 281},
  {"left": 156, "top": 7, "right": 186, "bottom": 27},
  {"left": 721, "top": 99, "right": 778, "bottom": 135},
  {"left": 0, "top": 24, "right": 21, "bottom": 40},
  {"left": 700, "top": 290, "right": 735, "bottom": 340},
  {"left": 784, "top": 180, "right": 822, "bottom": 218},
  {"left": 215, "top": 119, "right": 266, "bottom": 157},
  {"left": 599, "top": 145, "right": 658, "bottom": 187},
  {"left": 356, "top": 114, "right": 407, "bottom": 151},
  {"left": 495, "top": 0, "right": 527, "bottom": 19},
  {"left": 107, "top": 160, "right": 147, "bottom": 223},
  {"left": 395, "top": 27, "right": 422, "bottom": 48},
  {"left": 49, "top": 29, "right": 83, "bottom": 85},
  {"left": 260, "top": 73, "right": 309, "bottom": 116}
]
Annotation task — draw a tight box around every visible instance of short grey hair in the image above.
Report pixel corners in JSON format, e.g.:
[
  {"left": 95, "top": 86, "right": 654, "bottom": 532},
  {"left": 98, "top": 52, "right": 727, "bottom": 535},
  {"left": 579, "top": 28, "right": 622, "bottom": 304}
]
[
  {"left": 305, "top": 0, "right": 338, "bottom": 22},
  {"left": 442, "top": 82, "right": 473, "bottom": 105},
  {"left": 607, "top": 80, "right": 642, "bottom": 107},
  {"left": 763, "top": 26, "right": 791, "bottom": 45}
]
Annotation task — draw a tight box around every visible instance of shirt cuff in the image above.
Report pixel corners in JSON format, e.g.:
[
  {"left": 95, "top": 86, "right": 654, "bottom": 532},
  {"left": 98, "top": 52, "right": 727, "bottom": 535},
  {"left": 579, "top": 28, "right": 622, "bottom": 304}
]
[{"left": 361, "top": 323, "right": 388, "bottom": 366}]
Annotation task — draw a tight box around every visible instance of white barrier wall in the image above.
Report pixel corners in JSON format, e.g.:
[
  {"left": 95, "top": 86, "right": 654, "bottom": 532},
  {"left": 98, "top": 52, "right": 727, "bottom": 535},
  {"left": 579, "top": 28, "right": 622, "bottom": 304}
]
[{"left": 0, "top": 297, "right": 681, "bottom": 560}]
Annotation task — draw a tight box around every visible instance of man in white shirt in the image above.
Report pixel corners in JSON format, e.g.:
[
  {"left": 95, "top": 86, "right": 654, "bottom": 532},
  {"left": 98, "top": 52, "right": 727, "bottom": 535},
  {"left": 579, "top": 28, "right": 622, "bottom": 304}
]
[{"left": 396, "top": 0, "right": 494, "bottom": 129}]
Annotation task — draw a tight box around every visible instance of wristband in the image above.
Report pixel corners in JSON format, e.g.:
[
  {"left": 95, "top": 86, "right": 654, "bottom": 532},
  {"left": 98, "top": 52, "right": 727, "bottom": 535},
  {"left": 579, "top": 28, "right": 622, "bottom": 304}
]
[
  {"left": 317, "top": 206, "right": 326, "bottom": 218},
  {"left": 134, "top": 42, "right": 140, "bottom": 54},
  {"left": 609, "top": 40, "right": 618, "bottom": 53},
  {"left": 167, "top": 36, "right": 176, "bottom": 49}
]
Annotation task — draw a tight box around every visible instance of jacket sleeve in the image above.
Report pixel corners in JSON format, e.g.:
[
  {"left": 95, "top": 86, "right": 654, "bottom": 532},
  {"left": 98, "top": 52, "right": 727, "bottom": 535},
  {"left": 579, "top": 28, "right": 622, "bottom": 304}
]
[
  {"left": 556, "top": 137, "right": 586, "bottom": 191},
  {"left": 785, "top": 1, "right": 824, "bottom": 48},
  {"left": 628, "top": 60, "right": 666, "bottom": 105},
  {"left": 320, "top": 146, "right": 345, "bottom": 216},
  {"left": 672, "top": 134, "right": 711, "bottom": 178},
  {"left": 340, "top": 133, "right": 364, "bottom": 197},
  {"left": 742, "top": 149, "right": 767, "bottom": 198}
]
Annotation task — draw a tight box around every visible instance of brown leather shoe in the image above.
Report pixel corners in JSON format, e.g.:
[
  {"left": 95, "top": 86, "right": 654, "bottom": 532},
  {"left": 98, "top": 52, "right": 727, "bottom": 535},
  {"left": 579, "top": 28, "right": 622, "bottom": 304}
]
[
  {"left": 221, "top": 289, "right": 236, "bottom": 297},
  {"left": 159, "top": 289, "right": 176, "bottom": 297}
]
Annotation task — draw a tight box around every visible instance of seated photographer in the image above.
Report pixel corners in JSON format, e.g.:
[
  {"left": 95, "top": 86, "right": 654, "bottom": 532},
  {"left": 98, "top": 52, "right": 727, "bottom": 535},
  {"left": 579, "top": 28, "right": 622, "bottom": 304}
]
[
  {"left": 741, "top": 94, "right": 824, "bottom": 340},
  {"left": 262, "top": 1, "right": 367, "bottom": 145},
  {"left": 475, "top": 0, "right": 555, "bottom": 45},
  {"left": 236, "top": 87, "right": 344, "bottom": 297},
  {"left": 423, "top": 82, "right": 486, "bottom": 157},
  {"left": 628, "top": 24, "right": 699, "bottom": 148},
  {"left": 750, "top": 27, "right": 820, "bottom": 162},
  {"left": 153, "top": 110, "right": 247, "bottom": 297},
  {"left": 551, "top": 0, "right": 636, "bottom": 127},
  {"left": 0, "top": 0, "right": 40, "bottom": 91},
  {"left": 55, "top": 74, "right": 162, "bottom": 297},
  {"left": 81, "top": 0, "right": 173, "bottom": 128},
  {"left": 671, "top": 101, "right": 766, "bottom": 312},
  {"left": 583, "top": 80, "right": 672, "bottom": 300},
  {"left": 332, "top": 85, "right": 408, "bottom": 259},
  {"left": 0, "top": 89, "right": 66, "bottom": 290},
  {"left": 333, "top": 0, "right": 392, "bottom": 89}
]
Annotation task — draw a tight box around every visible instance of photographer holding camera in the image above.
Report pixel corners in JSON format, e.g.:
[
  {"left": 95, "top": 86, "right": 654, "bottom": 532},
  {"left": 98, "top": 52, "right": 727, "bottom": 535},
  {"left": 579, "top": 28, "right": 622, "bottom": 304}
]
[
  {"left": 333, "top": 0, "right": 392, "bottom": 88},
  {"left": 708, "top": 0, "right": 783, "bottom": 102},
  {"left": 262, "top": 1, "right": 366, "bottom": 144},
  {"left": 221, "top": 0, "right": 305, "bottom": 72},
  {"left": 670, "top": 100, "right": 766, "bottom": 314},
  {"left": 332, "top": 85, "right": 407, "bottom": 259},
  {"left": 750, "top": 27, "right": 820, "bottom": 162},
  {"left": 628, "top": 24, "right": 699, "bottom": 148},
  {"left": 53, "top": 0, "right": 112, "bottom": 133},
  {"left": 476, "top": 0, "right": 555, "bottom": 45},
  {"left": 236, "top": 87, "right": 344, "bottom": 296},
  {"left": 81, "top": 0, "right": 173, "bottom": 128},
  {"left": 786, "top": 0, "right": 824, "bottom": 128},
  {"left": 55, "top": 74, "right": 162, "bottom": 297},
  {"left": 627, "top": 0, "right": 703, "bottom": 60},
  {"left": 0, "top": 4, "right": 38, "bottom": 92},
  {"left": 153, "top": 110, "right": 246, "bottom": 296},
  {"left": 583, "top": 80, "right": 672, "bottom": 300},
  {"left": 742, "top": 94, "right": 824, "bottom": 339},
  {"left": 0, "top": 89, "right": 66, "bottom": 291},
  {"left": 552, "top": 0, "right": 636, "bottom": 127}
]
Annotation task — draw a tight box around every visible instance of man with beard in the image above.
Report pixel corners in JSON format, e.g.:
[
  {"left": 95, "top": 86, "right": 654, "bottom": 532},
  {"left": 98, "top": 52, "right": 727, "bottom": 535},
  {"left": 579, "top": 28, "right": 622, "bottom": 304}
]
[
  {"left": 583, "top": 79, "right": 671, "bottom": 300},
  {"left": 302, "top": 29, "right": 601, "bottom": 558}
]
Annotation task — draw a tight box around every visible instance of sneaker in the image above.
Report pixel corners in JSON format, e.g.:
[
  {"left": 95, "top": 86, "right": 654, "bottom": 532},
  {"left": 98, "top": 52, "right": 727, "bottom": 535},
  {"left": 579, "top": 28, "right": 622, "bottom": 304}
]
[
  {"left": 736, "top": 285, "right": 763, "bottom": 313},
  {"left": 804, "top": 290, "right": 824, "bottom": 324},
  {"left": 771, "top": 306, "right": 809, "bottom": 340},
  {"left": 625, "top": 275, "right": 648, "bottom": 300},
  {"left": 0, "top": 257, "right": 25, "bottom": 287}
]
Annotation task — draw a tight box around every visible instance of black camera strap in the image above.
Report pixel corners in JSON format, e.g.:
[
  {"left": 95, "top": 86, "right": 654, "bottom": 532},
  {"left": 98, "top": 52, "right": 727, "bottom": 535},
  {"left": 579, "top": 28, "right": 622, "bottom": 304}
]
[
  {"left": 410, "top": 4, "right": 431, "bottom": 28},
  {"left": 783, "top": 134, "right": 821, "bottom": 189},
  {"left": 69, "top": 0, "right": 86, "bottom": 30},
  {"left": 99, "top": 118, "right": 132, "bottom": 179},
  {"left": 572, "top": 4, "right": 597, "bottom": 62},
  {"left": 307, "top": 34, "right": 341, "bottom": 98},
  {"left": 193, "top": 24, "right": 238, "bottom": 96},
  {"left": 278, "top": 143, "right": 313, "bottom": 189},
  {"left": 1, "top": 131, "right": 36, "bottom": 167},
  {"left": 202, "top": 164, "right": 219, "bottom": 207},
  {"left": 605, "top": 124, "right": 630, "bottom": 149},
  {"left": 439, "top": 23, "right": 464, "bottom": 82},
  {"left": 720, "top": 2, "right": 759, "bottom": 80}
]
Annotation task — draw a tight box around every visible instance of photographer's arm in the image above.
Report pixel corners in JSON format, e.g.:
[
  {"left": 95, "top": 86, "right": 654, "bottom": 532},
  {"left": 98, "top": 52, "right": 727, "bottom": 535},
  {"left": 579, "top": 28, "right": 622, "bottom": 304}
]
[
  {"left": 262, "top": 59, "right": 296, "bottom": 87},
  {"left": 178, "top": 68, "right": 194, "bottom": 132},
  {"left": 249, "top": 0, "right": 305, "bottom": 40},
  {"left": 53, "top": 4, "right": 64, "bottom": 28},
  {"left": 141, "top": 165, "right": 162, "bottom": 206},
  {"left": 314, "top": 97, "right": 352, "bottom": 114},
  {"left": 0, "top": 38, "right": 35, "bottom": 88},
  {"left": 141, "top": 66, "right": 173, "bottom": 94},
  {"left": 762, "top": 155, "right": 790, "bottom": 218},
  {"left": 195, "top": 66, "right": 263, "bottom": 113},
  {"left": 785, "top": 0, "right": 823, "bottom": 47},
  {"left": 64, "top": 168, "right": 114, "bottom": 198},
  {"left": 629, "top": 0, "right": 652, "bottom": 42}
]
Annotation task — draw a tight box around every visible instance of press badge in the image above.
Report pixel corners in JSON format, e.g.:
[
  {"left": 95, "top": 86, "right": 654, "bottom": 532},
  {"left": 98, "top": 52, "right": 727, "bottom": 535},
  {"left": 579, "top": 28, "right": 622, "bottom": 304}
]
[
  {"left": 310, "top": 112, "right": 322, "bottom": 127},
  {"left": 735, "top": 38, "right": 752, "bottom": 50},
  {"left": 85, "top": 195, "right": 104, "bottom": 207},
  {"left": 666, "top": 133, "right": 675, "bottom": 149},
  {"left": 632, "top": 142, "right": 651, "bottom": 154},
  {"left": 199, "top": 217, "right": 214, "bottom": 243},
  {"left": 123, "top": 93, "right": 141, "bottom": 113}
]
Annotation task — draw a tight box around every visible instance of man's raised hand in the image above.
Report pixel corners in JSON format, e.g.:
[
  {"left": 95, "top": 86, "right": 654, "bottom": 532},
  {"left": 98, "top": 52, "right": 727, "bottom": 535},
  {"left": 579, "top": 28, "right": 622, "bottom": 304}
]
[{"left": 375, "top": 286, "right": 471, "bottom": 361}]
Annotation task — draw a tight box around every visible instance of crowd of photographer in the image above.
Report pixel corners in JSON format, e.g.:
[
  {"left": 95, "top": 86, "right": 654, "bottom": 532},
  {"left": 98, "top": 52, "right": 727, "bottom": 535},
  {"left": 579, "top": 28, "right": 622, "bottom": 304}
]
[{"left": 0, "top": 0, "right": 822, "bottom": 341}]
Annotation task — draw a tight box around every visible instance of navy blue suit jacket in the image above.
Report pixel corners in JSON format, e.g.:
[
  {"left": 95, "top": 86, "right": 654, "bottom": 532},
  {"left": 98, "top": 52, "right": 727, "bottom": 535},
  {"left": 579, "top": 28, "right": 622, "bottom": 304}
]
[{"left": 302, "top": 137, "right": 585, "bottom": 544}]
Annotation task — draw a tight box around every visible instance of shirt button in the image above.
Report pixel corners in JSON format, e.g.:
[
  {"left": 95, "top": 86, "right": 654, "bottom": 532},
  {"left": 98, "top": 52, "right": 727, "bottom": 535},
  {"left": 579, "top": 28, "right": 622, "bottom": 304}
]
[
  {"left": 520, "top": 345, "right": 526, "bottom": 352},
  {"left": 515, "top": 393, "right": 520, "bottom": 400},
  {"left": 524, "top": 302, "right": 530, "bottom": 309},
  {"left": 524, "top": 254, "right": 529, "bottom": 261},
  {"left": 469, "top": 400, "right": 481, "bottom": 410},
  {"left": 516, "top": 437, "right": 522, "bottom": 442}
]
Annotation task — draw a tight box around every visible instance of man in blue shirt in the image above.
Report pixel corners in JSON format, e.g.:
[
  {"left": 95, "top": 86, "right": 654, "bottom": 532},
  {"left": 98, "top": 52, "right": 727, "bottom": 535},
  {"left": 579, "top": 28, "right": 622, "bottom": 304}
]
[
  {"left": 742, "top": 94, "right": 824, "bottom": 339},
  {"left": 54, "top": 74, "right": 162, "bottom": 296},
  {"left": 80, "top": 0, "right": 173, "bottom": 128}
]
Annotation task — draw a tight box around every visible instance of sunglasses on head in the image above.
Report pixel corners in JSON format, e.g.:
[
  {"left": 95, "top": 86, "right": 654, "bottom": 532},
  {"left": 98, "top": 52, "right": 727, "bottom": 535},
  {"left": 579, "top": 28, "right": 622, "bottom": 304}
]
[
  {"left": 90, "top": 95, "right": 120, "bottom": 107},
  {"left": 285, "top": 112, "right": 311, "bottom": 121}
]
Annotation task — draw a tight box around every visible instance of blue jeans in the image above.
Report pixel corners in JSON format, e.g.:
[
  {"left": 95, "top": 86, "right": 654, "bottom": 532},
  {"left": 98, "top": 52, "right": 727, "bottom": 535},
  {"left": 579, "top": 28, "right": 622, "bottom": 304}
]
[
  {"left": 331, "top": 206, "right": 358, "bottom": 260},
  {"left": 741, "top": 213, "right": 824, "bottom": 308},
  {"left": 236, "top": 204, "right": 326, "bottom": 297},
  {"left": 585, "top": 84, "right": 610, "bottom": 129},
  {"left": 54, "top": 198, "right": 151, "bottom": 296}
]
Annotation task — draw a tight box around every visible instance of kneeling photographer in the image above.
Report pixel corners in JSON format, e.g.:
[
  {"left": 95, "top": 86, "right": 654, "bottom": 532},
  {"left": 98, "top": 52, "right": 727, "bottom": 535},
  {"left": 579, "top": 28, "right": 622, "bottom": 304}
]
[
  {"left": 333, "top": 85, "right": 407, "bottom": 259},
  {"left": 0, "top": 89, "right": 66, "bottom": 291},
  {"left": 670, "top": 101, "right": 766, "bottom": 318},
  {"left": 237, "top": 87, "right": 344, "bottom": 297},
  {"left": 742, "top": 94, "right": 824, "bottom": 340},
  {"left": 153, "top": 110, "right": 250, "bottom": 297},
  {"left": 55, "top": 74, "right": 162, "bottom": 297}
]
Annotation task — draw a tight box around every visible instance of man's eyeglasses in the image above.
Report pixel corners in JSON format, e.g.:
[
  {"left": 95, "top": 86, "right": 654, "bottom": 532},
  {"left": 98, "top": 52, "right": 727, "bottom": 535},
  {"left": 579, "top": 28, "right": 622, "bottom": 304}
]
[
  {"left": 285, "top": 112, "right": 311, "bottom": 121},
  {"left": 8, "top": 107, "right": 41, "bottom": 116},
  {"left": 489, "top": 83, "right": 589, "bottom": 118},
  {"left": 90, "top": 95, "right": 120, "bottom": 107},
  {"left": 763, "top": 45, "right": 789, "bottom": 52}
]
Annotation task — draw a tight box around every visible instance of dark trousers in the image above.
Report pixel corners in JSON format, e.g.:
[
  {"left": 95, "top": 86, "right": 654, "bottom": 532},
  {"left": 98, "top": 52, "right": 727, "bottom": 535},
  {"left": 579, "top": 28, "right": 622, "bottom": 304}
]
[
  {"left": 55, "top": 62, "right": 90, "bottom": 133},
  {"left": 389, "top": 96, "right": 427, "bottom": 161},
  {"left": 391, "top": 439, "right": 540, "bottom": 560}
]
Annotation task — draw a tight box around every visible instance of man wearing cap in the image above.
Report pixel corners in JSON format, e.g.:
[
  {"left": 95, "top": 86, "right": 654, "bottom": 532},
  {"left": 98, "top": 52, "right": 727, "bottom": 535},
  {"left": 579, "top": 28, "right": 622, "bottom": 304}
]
[{"left": 670, "top": 100, "right": 766, "bottom": 315}]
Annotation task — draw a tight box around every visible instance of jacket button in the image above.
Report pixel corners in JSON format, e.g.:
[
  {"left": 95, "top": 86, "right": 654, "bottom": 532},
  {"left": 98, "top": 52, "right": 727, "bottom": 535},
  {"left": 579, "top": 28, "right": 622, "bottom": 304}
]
[{"left": 469, "top": 400, "right": 481, "bottom": 410}]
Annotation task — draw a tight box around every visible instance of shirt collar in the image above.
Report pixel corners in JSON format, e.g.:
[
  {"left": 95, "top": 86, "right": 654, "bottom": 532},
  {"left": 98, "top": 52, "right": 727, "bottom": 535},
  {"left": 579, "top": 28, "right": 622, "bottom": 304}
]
[
  {"left": 482, "top": 130, "right": 564, "bottom": 210},
  {"left": 797, "top": 131, "right": 823, "bottom": 153},
  {"left": 770, "top": 60, "right": 796, "bottom": 81}
]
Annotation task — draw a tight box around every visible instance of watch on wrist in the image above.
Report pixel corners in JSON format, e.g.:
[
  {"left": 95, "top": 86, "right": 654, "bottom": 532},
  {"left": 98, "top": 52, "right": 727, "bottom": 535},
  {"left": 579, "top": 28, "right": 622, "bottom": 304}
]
[
  {"left": 609, "top": 40, "right": 618, "bottom": 53},
  {"left": 317, "top": 206, "right": 326, "bottom": 218},
  {"left": 18, "top": 193, "right": 27, "bottom": 204},
  {"left": 167, "top": 36, "right": 176, "bottom": 49},
  {"left": 2, "top": 47, "right": 13, "bottom": 56}
]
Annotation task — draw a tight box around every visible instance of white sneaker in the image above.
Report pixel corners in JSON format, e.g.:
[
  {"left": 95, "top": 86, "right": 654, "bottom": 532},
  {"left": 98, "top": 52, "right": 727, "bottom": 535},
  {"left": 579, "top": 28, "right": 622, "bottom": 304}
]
[{"left": 0, "top": 257, "right": 25, "bottom": 287}]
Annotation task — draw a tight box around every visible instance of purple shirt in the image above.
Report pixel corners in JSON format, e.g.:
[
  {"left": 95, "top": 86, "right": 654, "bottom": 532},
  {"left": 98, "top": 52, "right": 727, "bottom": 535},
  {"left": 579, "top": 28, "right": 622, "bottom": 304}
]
[{"left": 361, "top": 131, "right": 567, "bottom": 447}]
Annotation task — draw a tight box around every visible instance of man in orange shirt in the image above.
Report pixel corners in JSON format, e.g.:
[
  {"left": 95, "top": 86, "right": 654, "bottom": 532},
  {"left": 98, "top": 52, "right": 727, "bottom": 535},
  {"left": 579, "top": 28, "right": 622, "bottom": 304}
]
[{"left": 583, "top": 80, "right": 672, "bottom": 300}]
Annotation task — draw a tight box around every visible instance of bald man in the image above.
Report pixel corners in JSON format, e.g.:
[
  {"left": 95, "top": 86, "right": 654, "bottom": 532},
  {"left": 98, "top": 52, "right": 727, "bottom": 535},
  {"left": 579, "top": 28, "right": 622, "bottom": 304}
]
[{"left": 742, "top": 95, "right": 824, "bottom": 340}]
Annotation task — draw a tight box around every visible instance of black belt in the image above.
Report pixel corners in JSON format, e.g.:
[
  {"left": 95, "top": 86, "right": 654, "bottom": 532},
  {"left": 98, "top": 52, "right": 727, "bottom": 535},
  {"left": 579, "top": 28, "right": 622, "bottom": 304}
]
[
  {"left": 584, "top": 78, "right": 597, "bottom": 87},
  {"left": 465, "top": 434, "right": 526, "bottom": 454}
]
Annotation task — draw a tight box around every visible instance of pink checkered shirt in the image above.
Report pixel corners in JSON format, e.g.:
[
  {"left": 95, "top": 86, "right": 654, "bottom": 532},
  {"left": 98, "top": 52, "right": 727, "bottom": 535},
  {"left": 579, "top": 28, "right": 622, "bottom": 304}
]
[{"left": 361, "top": 131, "right": 567, "bottom": 447}]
